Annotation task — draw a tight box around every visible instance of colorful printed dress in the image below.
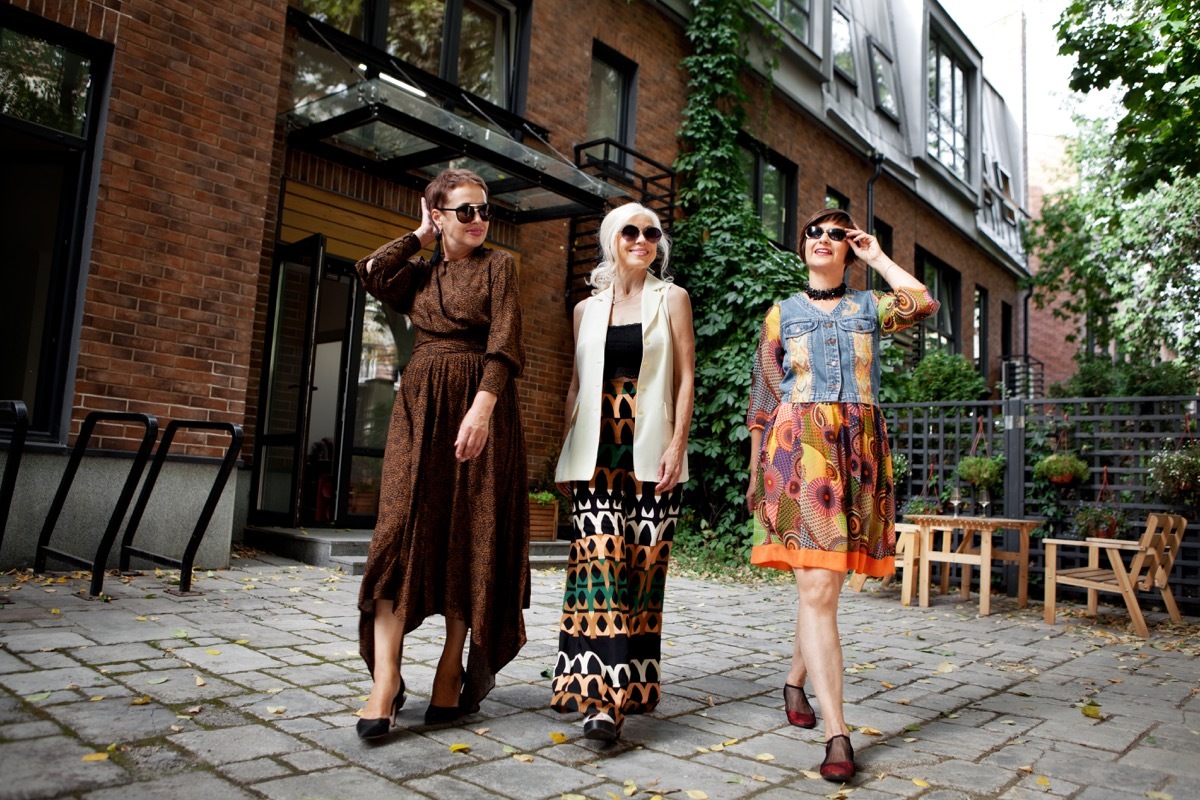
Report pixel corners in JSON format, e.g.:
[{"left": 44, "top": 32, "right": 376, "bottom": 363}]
[
  {"left": 746, "top": 287, "right": 938, "bottom": 576},
  {"left": 551, "top": 322, "right": 682, "bottom": 735}
]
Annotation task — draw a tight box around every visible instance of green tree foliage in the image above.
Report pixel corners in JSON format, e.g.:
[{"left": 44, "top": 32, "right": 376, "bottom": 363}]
[
  {"left": 1025, "top": 117, "right": 1200, "bottom": 374},
  {"left": 1056, "top": 0, "right": 1200, "bottom": 194},
  {"left": 672, "top": 0, "right": 797, "bottom": 558}
]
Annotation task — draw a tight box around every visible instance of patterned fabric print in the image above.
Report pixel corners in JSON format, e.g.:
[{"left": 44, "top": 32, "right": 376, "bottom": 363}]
[
  {"left": 552, "top": 379, "right": 682, "bottom": 732},
  {"left": 751, "top": 402, "right": 895, "bottom": 575}
]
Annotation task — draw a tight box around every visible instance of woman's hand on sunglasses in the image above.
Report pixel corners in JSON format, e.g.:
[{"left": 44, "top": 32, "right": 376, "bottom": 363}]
[{"left": 845, "top": 228, "right": 882, "bottom": 261}]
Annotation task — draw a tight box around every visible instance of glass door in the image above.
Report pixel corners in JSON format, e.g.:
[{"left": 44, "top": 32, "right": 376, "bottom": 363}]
[{"left": 252, "top": 235, "right": 324, "bottom": 526}]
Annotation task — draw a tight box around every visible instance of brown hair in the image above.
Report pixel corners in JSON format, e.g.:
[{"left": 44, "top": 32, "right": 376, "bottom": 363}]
[
  {"left": 799, "top": 207, "right": 859, "bottom": 267},
  {"left": 424, "top": 168, "right": 488, "bottom": 210}
]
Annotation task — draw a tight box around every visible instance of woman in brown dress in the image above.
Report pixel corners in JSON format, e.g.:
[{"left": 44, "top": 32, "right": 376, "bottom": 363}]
[{"left": 354, "top": 168, "right": 529, "bottom": 739}]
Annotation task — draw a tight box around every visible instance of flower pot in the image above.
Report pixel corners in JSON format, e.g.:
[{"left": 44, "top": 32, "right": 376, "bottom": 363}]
[
  {"left": 1049, "top": 474, "right": 1077, "bottom": 485},
  {"left": 529, "top": 498, "right": 559, "bottom": 541}
]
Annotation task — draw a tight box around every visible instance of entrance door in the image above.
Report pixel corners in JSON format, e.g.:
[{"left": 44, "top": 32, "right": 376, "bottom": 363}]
[
  {"left": 252, "top": 235, "right": 411, "bottom": 527},
  {"left": 253, "top": 235, "right": 325, "bottom": 526}
]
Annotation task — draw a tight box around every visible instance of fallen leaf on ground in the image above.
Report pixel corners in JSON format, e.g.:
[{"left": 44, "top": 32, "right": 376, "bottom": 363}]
[
  {"left": 130, "top": 697, "right": 151, "bottom": 706},
  {"left": 265, "top": 688, "right": 284, "bottom": 694},
  {"left": 935, "top": 662, "right": 958, "bottom": 674},
  {"left": 512, "top": 753, "right": 533, "bottom": 763},
  {"left": 1082, "top": 704, "right": 1102, "bottom": 719},
  {"left": 502, "top": 745, "right": 518, "bottom": 754},
  {"left": 881, "top": 681, "right": 895, "bottom": 689},
  {"left": 623, "top": 780, "right": 637, "bottom": 797},
  {"left": 89, "top": 696, "right": 104, "bottom": 702},
  {"left": 194, "top": 675, "right": 206, "bottom": 687},
  {"left": 710, "top": 743, "right": 724, "bottom": 751},
  {"left": 474, "top": 727, "right": 490, "bottom": 735},
  {"left": 752, "top": 775, "right": 766, "bottom": 782},
  {"left": 24, "top": 692, "right": 51, "bottom": 702},
  {"left": 1018, "top": 765, "right": 1033, "bottom": 773},
  {"left": 723, "top": 738, "right": 738, "bottom": 746},
  {"left": 169, "top": 724, "right": 184, "bottom": 732},
  {"left": 755, "top": 753, "right": 776, "bottom": 762},
  {"left": 549, "top": 732, "right": 568, "bottom": 744},
  {"left": 266, "top": 706, "right": 286, "bottom": 714},
  {"left": 147, "top": 677, "right": 168, "bottom": 685},
  {"left": 897, "top": 699, "right": 911, "bottom": 705},
  {"left": 561, "top": 795, "right": 587, "bottom": 800},
  {"left": 449, "top": 743, "right": 470, "bottom": 753},
  {"left": 81, "top": 752, "right": 109, "bottom": 762},
  {"left": 801, "top": 770, "right": 822, "bottom": 780},
  {"left": 684, "top": 792, "right": 708, "bottom": 800},
  {"left": 903, "top": 737, "right": 918, "bottom": 743},
  {"left": 912, "top": 778, "right": 930, "bottom": 787},
  {"left": 235, "top": 639, "right": 250, "bottom": 644},
  {"left": 186, "top": 706, "right": 202, "bottom": 714},
  {"left": 859, "top": 726, "right": 883, "bottom": 736},
  {"left": 1036, "top": 776, "right": 1051, "bottom": 787},
  {"left": 205, "top": 649, "right": 221, "bottom": 656},
  {"left": 1145, "top": 791, "right": 1173, "bottom": 800}
]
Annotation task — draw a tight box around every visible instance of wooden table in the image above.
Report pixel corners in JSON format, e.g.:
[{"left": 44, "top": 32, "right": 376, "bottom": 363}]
[{"left": 905, "top": 514, "right": 1045, "bottom": 616}]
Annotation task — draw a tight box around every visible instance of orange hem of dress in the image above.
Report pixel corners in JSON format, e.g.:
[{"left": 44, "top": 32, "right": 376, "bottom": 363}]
[{"left": 750, "top": 543, "right": 894, "bottom": 577}]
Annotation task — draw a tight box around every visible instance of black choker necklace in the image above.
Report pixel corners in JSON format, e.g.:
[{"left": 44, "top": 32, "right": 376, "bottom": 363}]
[{"left": 804, "top": 283, "right": 847, "bottom": 301}]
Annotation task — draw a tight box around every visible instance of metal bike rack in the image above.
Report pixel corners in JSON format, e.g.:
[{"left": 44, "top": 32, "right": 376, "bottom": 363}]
[
  {"left": 1, "top": 400, "right": 29, "bottom": 603},
  {"left": 34, "top": 411, "right": 158, "bottom": 597},
  {"left": 119, "top": 420, "right": 243, "bottom": 595}
]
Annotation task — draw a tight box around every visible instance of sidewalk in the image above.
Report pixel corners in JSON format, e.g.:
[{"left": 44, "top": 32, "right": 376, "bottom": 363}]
[{"left": 1, "top": 549, "right": 1198, "bottom": 800}]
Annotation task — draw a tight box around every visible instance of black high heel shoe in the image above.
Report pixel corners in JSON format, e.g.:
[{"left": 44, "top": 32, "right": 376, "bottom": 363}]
[
  {"left": 356, "top": 678, "right": 406, "bottom": 740},
  {"left": 424, "top": 670, "right": 467, "bottom": 725},
  {"left": 582, "top": 712, "right": 619, "bottom": 742}
]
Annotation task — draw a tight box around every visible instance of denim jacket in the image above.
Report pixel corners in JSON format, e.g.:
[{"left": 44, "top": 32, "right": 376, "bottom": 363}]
[{"left": 746, "top": 287, "right": 939, "bottom": 428}]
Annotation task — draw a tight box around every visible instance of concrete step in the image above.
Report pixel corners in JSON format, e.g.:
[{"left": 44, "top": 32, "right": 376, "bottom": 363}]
[{"left": 245, "top": 526, "right": 573, "bottom": 571}]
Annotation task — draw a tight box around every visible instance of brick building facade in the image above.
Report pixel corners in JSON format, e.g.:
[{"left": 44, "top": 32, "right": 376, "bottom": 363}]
[{"left": 1, "top": 0, "right": 1031, "bottom": 566}]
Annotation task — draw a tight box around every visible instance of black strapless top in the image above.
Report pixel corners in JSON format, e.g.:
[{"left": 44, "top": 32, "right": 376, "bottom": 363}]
[{"left": 604, "top": 323, "right": 642, "bottom": 380}]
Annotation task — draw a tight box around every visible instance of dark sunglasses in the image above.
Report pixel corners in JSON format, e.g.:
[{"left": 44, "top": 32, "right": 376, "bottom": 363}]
[
  {"left": 436, "top": 203, "right": 491, "bottom": 223},
  {"left": 620, "top": 224, "right": 663, "bottom": 243},
  {"left": 805, "top": 224, "right": 848, "bottom": 242}
]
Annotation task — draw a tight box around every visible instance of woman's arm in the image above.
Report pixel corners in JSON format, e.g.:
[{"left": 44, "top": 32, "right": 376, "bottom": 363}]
[
  {"left": 656, "top": 286, "right": 695, "bottom": 494},
  {"left": 746, "top": 428, "right": 763, "bottom": 513},
  {"left": 355, "top": 199, "right": 440, "bottom": 306}
]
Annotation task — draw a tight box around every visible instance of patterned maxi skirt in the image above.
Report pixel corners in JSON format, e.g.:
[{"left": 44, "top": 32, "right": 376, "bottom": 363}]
[
  {"left": 750, "top": 402, "right": 896, "bottom": 577},
  {"left": 551, "top": 378, "right": 683, "bottom": 733}
]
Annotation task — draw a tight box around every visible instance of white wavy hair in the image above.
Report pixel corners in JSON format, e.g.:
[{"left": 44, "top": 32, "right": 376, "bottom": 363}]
[{"left": 589, "top": 202, "right": 672, "bottom": 293}]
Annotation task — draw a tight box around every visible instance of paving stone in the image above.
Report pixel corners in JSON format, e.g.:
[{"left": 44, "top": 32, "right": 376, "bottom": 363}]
[
  {"left": 253, "top": 766, "right": 410, "bottom": 800},
  {"left": 170, "top": 644, "right": 285, "bottom": 674},
  {"left": 170, "top": 724, "right": 309, "bottom": 764},
  {"left": 42, "top": 696, "right": 182, "bottom": 745},
  {"left": 405, "top": 773, "right": 521, "bottom": 800},
  {"left": 0, "top": 719, "right": 63, "bottom": 740},
  {"left": 0, "top": 665, "right": 116, "bottom": 696},
  {"left": 0, "top": 694, "right": 36, "bottom": 725},
  {"left": 80, "top": 771, "right": 260, "bottom": 800},
  {"left": 216, "top": 758, "right": 296, "bottom": 783},
  {"left": 277, "top": 748, "right": 345, "bottom": 771},
  {"left": 0, "top": 648, "right": 31, "bottom": 674},
  {"left": 227, "top": 687, "right": 347, "bottom": 720},
  {"left": 70, "top": 643, "right": 164, "bottom": 665},
  {"left": 0, "top": 735, "right": 128, "bottom": 800}
]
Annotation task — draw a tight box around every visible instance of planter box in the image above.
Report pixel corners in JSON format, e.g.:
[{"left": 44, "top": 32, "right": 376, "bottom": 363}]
[{"left": 529, "top": 498, "right": 559, "bottom": 541}]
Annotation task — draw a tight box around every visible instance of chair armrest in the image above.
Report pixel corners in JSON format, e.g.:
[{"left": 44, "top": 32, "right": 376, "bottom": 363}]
[{"left": 1084, "top": 538, "right": 1142, "bottom": 550}]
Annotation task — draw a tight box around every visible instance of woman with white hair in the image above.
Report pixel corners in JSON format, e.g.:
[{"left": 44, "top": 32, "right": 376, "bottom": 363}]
[{"left": 550, "top": 202, "right": 695, "bottom": 742}]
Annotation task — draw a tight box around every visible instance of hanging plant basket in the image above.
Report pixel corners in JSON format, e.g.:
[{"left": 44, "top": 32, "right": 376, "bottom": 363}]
[{"left": 1033, "top": 453, "right": 1089, "bottom": 486}]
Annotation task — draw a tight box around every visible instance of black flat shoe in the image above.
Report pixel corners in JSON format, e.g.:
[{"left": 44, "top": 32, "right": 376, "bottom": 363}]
[
  {"left": 356, "top": 679, "right": 406, "bottom": 740},
  {"left": 583, "top": 714, "right": 618, "bottom": 742}
]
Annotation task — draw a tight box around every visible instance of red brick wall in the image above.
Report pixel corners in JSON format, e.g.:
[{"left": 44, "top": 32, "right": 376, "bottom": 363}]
[
  {"left": 1026, "top": 180, "right": 1079, "bottom": 390},
  {"left": 13, "top": 0, "right": 288, "bottom": 455}
]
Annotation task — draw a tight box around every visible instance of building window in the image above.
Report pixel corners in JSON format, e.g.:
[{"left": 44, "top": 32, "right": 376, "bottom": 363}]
[
  {"left": 831, "top": 7, "right": 855, "bottom": 83},
  {"left": 825, "top": 187, "right": 849, "bottom": 211},
  {"left": 973, "top": 286, "right": 988, "bottom": 377},
  {"left": 299, "top": 0, "right": 522, "bottom": 110},
  {"left": 1001, "top": 301, "right": 1013, "bottom": 359},
  {"left": 869, "top": 39, "right": 900, "bottom": 122},
  {"left": 927, "top": 30, "right": 969, "bottom": 180},
  {"left": 738, "top": 137, "right": 796, "bottom": 248},
  {"left": 583, "top": 42, "right": 636, "bottom": 165},
  {"left": 1, "top": 9, "right": 108, "bottom": 438},
  {"left": 868, "top": 219, "right": 893, "bottom": 291},
  {"left": 761, "top": 0, "right": 811, "bottom": 44},
  {"left": 918, "top": 252, "right": 959, "bottom": 355}
]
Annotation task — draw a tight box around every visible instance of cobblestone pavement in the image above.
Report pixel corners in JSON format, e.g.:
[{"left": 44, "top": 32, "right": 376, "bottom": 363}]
[{"left": 2, "top": 549, "right": 1198, "bottom": 800}]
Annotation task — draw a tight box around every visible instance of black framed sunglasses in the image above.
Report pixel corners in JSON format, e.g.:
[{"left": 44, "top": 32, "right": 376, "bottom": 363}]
[
  {"left": 805, "top": 224, "right": 848, "bottom": 242},
  {"left": 436, "top": 203, "right": 491, "bottom": 223},
  {"left": 620, "top": 224, "right": 663, "bottom": 243}
]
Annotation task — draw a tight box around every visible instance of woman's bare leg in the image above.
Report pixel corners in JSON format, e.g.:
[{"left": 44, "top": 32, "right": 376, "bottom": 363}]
[
  {"left": 363, "top": 599, "right": 405, "bottom": 718},
  {"left": 793, "top": 568, "right": 849, "bottom": 739},
  {"left": 431, "top": 616, "right": 468, "bottom": 706}
]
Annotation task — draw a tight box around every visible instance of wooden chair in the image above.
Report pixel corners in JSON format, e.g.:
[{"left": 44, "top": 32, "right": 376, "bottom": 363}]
[
  {"left": 1043, "top": 513, "right": 1189, "bottom": 638},
  {"left": 848, "top": 523, "right": 921, "bottom": 605}
]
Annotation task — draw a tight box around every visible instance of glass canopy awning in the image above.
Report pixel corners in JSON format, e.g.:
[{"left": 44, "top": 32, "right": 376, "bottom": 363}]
[{"left": 286, "top": 78, "right": 625, "bottom": 223}]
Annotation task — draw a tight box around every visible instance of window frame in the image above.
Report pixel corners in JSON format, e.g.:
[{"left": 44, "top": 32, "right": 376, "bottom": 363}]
[
  {"left": 737, "top": 133, "right": 798, "bottom": 250},
  {"left": 867, "top": 218, "right": 893, "bottom": 292},
  {"left": 868, "top": 36, "right": 901, "bottom": 123},
  {"left": 923, "top": 12, "right": 981, "bottom": 191},
  {"left": 0, "top": 5, "right": 111, "bottom": 441},
  {"left": 583, "top": 40, "right": 637, "bottom": 161},
  {"left": 830, "top": 4, "right": 856, "bottom": 85},
  {"left": 973, "top": 285, "right": 989, "bottom": 378},
  {"left": 916, "top": 248, "right": 960, "bottom": 356},
  {"left": 295, "top": 0, "right": 530, "bottom": 115},
  {"left": 824, "top": 186, "right": 849, "bottom": 211}
]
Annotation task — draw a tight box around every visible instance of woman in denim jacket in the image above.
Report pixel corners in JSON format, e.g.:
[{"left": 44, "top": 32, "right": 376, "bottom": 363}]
[{"left": 745, "top": 207, "right": 938, "bottom": 781}]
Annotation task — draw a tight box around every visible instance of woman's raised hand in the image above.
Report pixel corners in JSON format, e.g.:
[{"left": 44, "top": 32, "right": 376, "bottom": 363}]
[
  {"left": 846, "top": 229, "right": 883, "bottom": 263},
  {"left": 415, "top": 198, "right": 440, "bottom": 248}
]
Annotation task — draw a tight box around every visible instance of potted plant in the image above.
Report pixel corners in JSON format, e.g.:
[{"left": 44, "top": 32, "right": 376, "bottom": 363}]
[
  {"left": 1147, "top": 442, "right": 1200, "bottom": 510},
  {"left": 899, "top": 495, "right": 941, "bottom": 519},
  {"left": 1069, "top": 502, "right": 1130, "bottom": 540},
  {"left": 1033, "top": 452, "right": 1089, "bottom": 485},
  {"left": 528, "top": 489, "right": 560, "bottom": 541},
  {"left": 955, "top": 455, "right": 1004, "bottom": 490}
]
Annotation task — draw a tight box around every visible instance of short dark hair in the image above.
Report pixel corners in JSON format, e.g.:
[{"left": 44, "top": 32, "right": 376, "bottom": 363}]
[
  {"left": 799, "top": 207, "right": 860, "bottom": 267},
  {"left": 424, "top": 168, "right": 488, "bottom": 210}
]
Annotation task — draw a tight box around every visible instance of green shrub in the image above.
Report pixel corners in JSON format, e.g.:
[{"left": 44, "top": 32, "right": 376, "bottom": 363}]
[
  {"left": 956, "top": 455, "right": 1004, "bottom": 490},
  {"left": 906, "top": 351, "right": 989, "bottom": 403},
  {"left": 1032, "top": 452, "right": 1089, "bottom": 485}
]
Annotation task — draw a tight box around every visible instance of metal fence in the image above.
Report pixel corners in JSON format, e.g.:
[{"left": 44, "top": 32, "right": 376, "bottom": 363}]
[{"left": 884, "top": 395, "right": 1200, "bottom": 612}]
